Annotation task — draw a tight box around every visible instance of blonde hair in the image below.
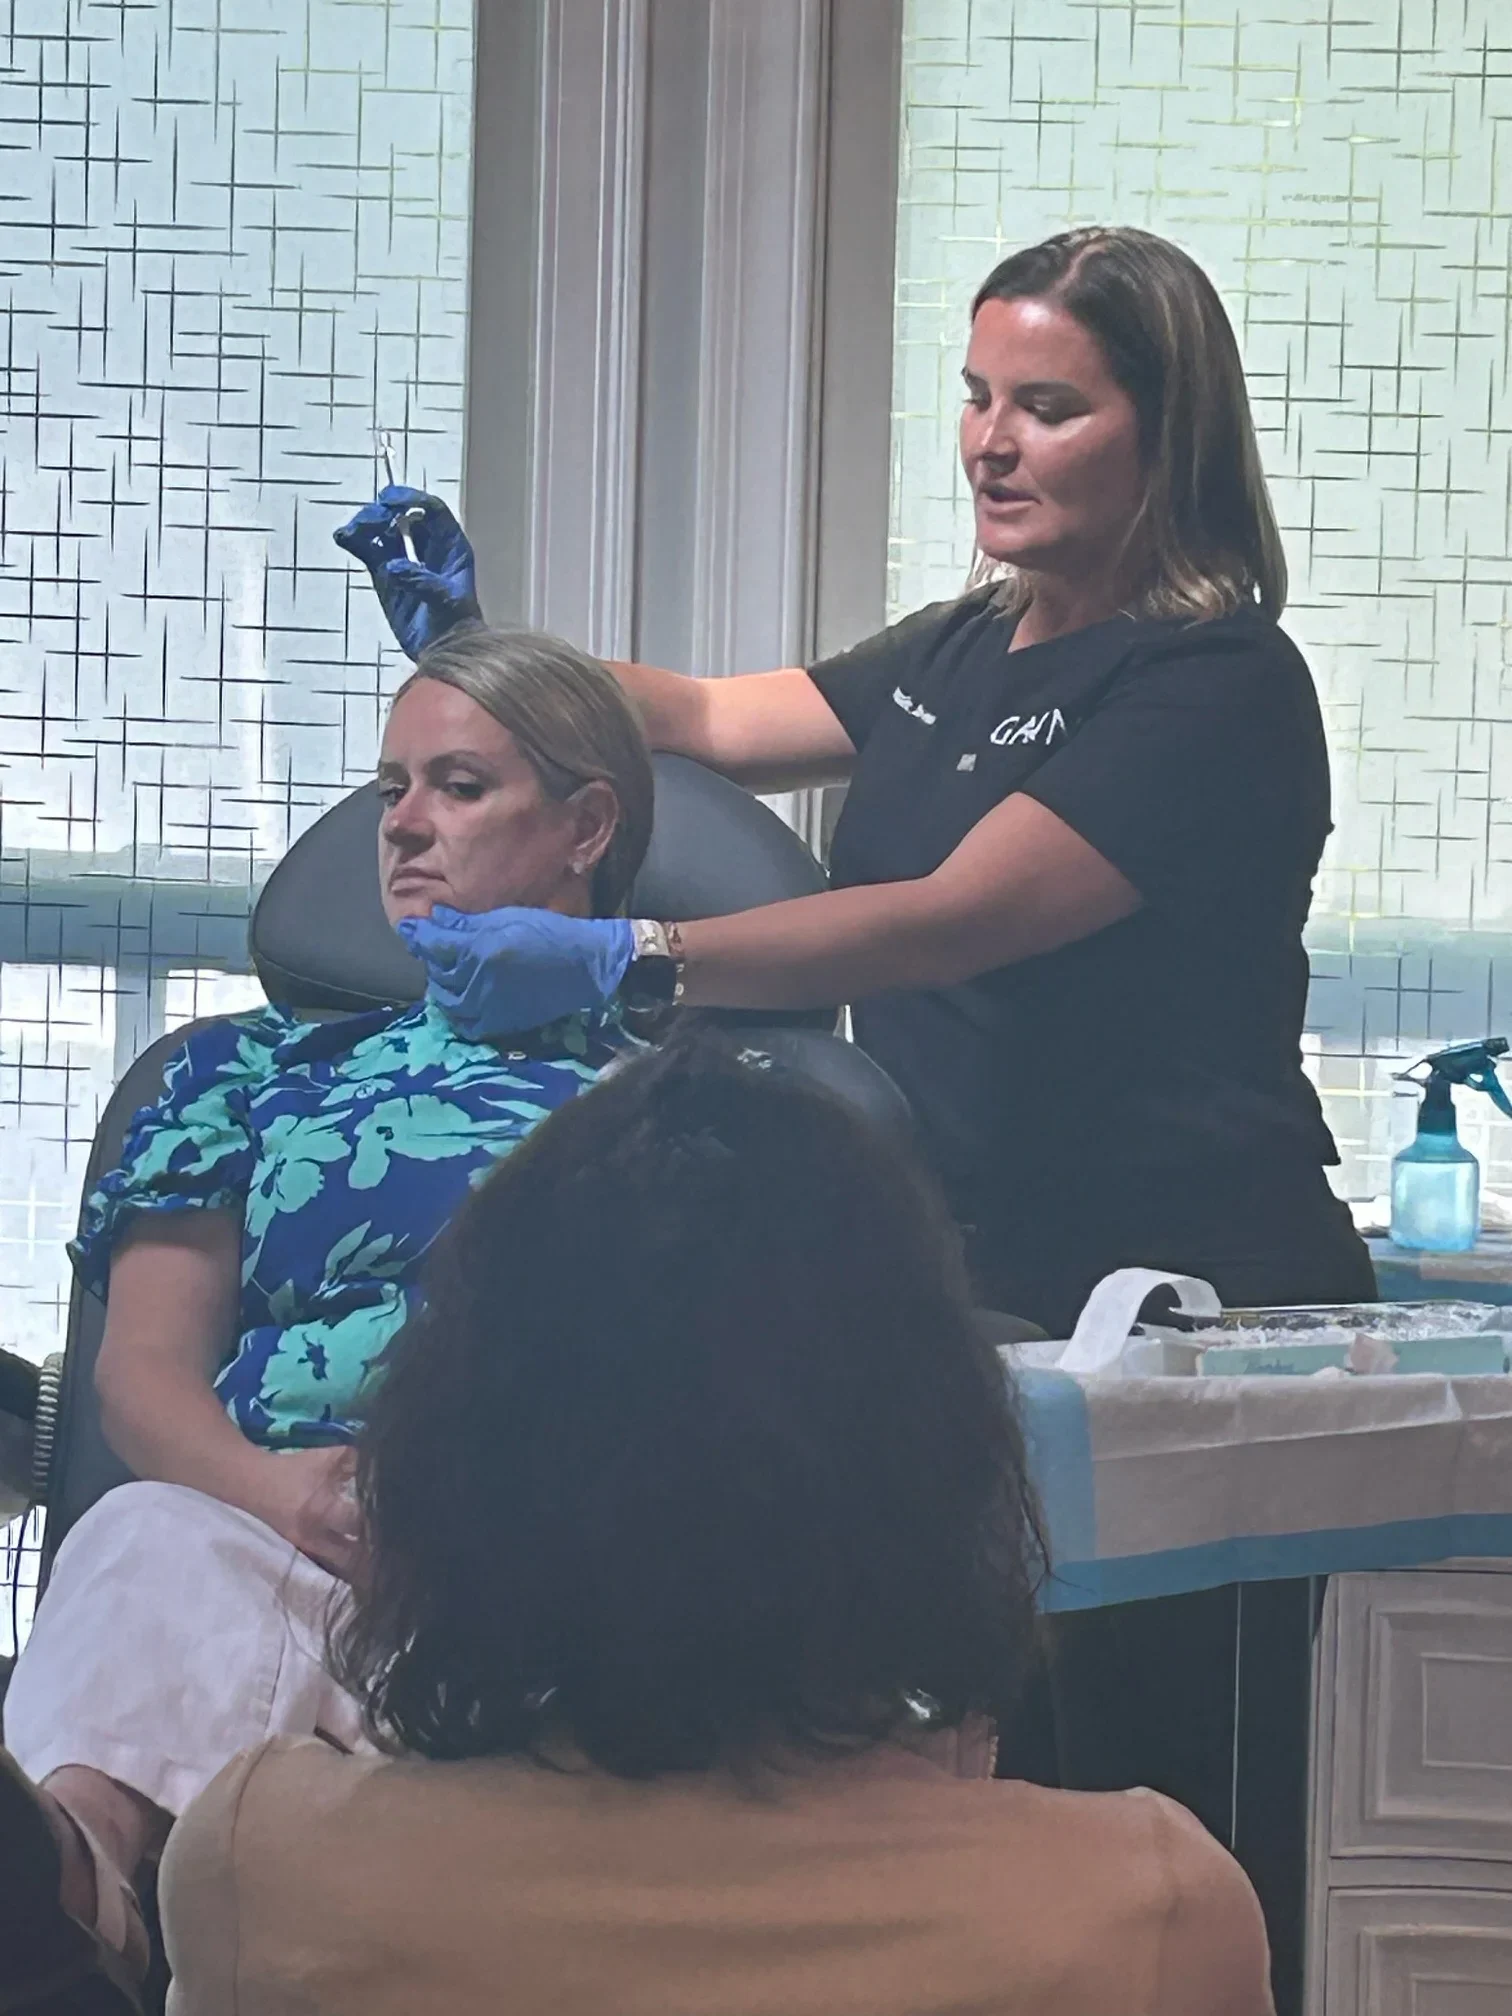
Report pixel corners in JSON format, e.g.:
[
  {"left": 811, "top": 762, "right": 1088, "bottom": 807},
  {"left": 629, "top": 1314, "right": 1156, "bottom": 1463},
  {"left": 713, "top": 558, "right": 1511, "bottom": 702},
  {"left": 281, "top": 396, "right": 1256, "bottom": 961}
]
[
  {"left": 968, "top": 226, "right": 1287, "bottom": 622},
  {"left": 401, "top": 626, "right": 653, "bottom": 917}
]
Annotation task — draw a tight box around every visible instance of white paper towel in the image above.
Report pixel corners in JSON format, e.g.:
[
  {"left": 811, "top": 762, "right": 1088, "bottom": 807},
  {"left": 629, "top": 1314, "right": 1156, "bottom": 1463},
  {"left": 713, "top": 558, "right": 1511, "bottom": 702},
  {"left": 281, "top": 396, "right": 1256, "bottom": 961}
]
[{"left": 1055, "top": 1268, "right": 1222, "bottom": 1376}]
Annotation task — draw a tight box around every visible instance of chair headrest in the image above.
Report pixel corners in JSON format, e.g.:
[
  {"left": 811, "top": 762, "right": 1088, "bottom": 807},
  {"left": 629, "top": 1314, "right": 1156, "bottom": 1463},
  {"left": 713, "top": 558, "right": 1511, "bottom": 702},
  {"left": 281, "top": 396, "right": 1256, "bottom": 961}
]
[{"left": 250, "top": 753, "right": 829, "bottom": 1014}]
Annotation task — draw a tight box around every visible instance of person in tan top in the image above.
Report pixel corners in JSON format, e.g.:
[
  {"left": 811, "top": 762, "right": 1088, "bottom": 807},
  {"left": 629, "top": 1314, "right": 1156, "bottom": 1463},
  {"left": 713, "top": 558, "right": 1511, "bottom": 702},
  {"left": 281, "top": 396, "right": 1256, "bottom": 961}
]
[{"left": 160, "top": 1035, "right": 1273, "bottom": 2016}]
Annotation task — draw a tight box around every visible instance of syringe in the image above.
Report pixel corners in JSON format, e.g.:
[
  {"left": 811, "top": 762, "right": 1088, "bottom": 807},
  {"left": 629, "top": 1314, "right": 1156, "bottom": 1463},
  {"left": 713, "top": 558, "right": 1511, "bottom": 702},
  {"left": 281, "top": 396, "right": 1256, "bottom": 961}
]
[{"left": 377, "top": 431, "right": 425, "bottom": 563}]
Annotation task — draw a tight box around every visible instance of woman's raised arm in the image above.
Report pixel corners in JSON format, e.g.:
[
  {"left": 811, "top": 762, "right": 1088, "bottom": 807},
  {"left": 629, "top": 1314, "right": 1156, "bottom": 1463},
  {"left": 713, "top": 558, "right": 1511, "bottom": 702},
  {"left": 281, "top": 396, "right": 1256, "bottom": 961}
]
[
  {"left": 330, "top": 488, "right": 857, "bottom": 793},
  {"left": 604, "top": 661, "right": 856, "bottom": 793}
]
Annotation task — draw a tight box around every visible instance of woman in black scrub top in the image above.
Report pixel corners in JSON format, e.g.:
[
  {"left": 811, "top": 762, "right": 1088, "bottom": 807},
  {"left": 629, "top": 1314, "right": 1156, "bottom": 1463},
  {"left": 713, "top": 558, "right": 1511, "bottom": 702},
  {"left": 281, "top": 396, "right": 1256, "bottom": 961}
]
[
  {"left": 350, "top": 226, "right": 1368, "bottom": 1953},
  {"left": 655, "top": 229, "right": 1372, "bottom": 1325}
]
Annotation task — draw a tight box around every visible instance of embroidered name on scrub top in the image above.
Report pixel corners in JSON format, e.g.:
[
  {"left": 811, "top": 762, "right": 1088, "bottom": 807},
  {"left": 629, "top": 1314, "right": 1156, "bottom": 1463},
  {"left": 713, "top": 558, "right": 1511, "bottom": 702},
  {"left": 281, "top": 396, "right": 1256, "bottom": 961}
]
[{"left": 891, "top": 686, "right": 937, "bottom": 726}]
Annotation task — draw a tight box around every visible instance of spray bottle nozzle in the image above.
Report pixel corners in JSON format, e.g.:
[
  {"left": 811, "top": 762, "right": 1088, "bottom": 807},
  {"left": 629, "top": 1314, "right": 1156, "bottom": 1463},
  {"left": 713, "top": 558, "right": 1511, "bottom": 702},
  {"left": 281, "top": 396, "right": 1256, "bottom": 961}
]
[{"left": 1396, "top": 1038, "right": 1512, "bottom": 1120}]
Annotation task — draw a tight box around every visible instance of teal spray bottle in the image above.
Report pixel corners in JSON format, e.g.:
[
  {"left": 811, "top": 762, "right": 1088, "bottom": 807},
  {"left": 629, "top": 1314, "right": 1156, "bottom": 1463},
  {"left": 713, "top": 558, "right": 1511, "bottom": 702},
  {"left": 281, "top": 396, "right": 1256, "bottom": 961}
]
[{"left": 1390, "top": 1038, "right": 1512, "bottom": 1251}]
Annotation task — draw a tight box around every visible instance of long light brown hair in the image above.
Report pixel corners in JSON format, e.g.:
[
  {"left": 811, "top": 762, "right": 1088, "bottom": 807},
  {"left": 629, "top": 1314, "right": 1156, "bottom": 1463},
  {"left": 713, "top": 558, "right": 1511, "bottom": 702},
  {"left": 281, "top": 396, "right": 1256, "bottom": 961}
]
[{"left": 969, "top": 226, "right": 1287, "bottom": 622}]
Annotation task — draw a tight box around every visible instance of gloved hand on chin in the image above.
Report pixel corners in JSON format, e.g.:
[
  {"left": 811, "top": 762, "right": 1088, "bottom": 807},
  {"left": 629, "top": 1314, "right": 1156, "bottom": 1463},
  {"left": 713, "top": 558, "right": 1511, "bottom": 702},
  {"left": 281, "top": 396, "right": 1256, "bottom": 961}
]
[
  {"left": 396, "top": 905, "right": 635, "bottom": 1041},
  {"left": 333, "top": 486, "right": 482, "bottom": 660}
]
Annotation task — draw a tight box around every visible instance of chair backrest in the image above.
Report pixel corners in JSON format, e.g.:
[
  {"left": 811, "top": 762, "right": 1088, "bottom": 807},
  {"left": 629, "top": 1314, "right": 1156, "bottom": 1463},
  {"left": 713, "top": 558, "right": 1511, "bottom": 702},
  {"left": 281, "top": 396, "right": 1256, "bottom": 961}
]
[{"left": 41, "top": 759, "right": 915, "bottom": 1561}]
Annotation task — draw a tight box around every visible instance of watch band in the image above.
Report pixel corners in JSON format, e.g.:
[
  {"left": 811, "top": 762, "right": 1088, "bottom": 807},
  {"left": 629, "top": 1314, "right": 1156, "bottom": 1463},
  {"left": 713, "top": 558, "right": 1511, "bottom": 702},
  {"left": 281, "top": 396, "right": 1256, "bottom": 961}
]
[{"left": 624, "top": 918, "right": 686, "bottom": 1006}]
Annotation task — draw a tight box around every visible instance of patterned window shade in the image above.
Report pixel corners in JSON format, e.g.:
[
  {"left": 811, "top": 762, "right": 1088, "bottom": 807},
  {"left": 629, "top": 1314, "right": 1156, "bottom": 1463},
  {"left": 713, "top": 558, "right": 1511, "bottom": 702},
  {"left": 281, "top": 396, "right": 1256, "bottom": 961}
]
[
  {"left": 0, "top": 0, "right": 473, "bottom": 1370},
  {"left": 891, "top": 0, "right": 1512, "bottom": 1202}
]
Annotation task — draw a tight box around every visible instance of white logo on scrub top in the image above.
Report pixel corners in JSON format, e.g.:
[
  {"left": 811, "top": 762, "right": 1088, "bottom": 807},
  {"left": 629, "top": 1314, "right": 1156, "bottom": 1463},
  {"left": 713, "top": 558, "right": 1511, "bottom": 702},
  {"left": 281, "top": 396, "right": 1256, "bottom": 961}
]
[
  {"left": 988, "top": 708, "right": 1067, "bottom": 749},
  {"left": 892, "top": 686, "right": 937, "bottom": 727}
]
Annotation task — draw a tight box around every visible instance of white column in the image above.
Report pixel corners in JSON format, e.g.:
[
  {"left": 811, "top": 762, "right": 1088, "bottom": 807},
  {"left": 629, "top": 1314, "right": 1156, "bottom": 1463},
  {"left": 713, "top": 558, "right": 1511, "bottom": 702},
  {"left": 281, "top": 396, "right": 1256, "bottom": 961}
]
[
  {"left": 526, "top": 0, "right": 649, "bottom": 659},
  {"left": 467, "top": 0, "right": 902, "bottom": 844},
  {"left": 687, "top": 0, "right": 827, "bottom": 685}
]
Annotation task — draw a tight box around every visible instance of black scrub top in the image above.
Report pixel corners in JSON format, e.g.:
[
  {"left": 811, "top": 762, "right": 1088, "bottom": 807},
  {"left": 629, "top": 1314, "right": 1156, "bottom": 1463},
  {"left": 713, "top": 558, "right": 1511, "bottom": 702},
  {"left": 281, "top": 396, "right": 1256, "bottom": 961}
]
[{"left": 808, "top": 587, "right": 1340, "bottom": 1239}]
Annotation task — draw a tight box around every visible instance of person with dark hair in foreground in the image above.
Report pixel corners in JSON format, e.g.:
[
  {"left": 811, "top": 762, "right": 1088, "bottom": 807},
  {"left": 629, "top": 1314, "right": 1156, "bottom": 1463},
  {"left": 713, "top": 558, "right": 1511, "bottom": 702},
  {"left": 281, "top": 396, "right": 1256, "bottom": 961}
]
[{"left": 159, "top": 1039, "right": 1273, "bottom": 2016}]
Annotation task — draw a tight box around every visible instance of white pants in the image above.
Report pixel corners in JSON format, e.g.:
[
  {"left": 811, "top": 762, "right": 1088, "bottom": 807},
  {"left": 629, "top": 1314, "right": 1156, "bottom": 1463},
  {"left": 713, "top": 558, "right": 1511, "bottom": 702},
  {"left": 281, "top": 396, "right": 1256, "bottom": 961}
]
[{"left": 5, "top": 1481, "right": 368, "bottom": 1816}]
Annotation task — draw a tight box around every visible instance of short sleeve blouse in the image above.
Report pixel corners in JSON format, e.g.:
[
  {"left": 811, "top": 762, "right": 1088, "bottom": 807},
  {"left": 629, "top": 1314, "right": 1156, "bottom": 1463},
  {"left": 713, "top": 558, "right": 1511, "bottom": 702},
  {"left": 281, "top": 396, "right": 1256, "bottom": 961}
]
[{"left": 71, "top": 999, "right": 633, "bottom": 1448}]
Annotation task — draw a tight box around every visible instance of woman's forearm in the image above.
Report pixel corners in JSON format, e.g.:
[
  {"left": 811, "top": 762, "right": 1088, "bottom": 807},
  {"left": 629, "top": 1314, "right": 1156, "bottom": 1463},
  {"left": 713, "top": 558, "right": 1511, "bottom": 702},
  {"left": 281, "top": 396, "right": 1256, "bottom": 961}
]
[
  {"left": 606, "top": 660, "right": 856, "bottom": 789},
  {"left": 98, "top": 1357, "right": 280, "bottom": 1517},
  {"left": 101, "top": 1356, "right": 360, "bottom": 1574},
  {"left": 95, "top": 1211, "right": 285, "bottom": 1524},
  {"left": 672, "top": 795, "right": 1141, "bottom": 1009},
  {"left": 677, "top": 879, "right": 976, "bottom": 1010},
  {"left": 605, "top": 659, "right": 711, "bottom": 757}
]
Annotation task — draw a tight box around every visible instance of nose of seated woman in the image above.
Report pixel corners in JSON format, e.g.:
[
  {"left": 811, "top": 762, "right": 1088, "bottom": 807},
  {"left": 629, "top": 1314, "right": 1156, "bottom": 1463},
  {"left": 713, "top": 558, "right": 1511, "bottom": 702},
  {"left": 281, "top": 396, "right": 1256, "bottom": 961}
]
[{"left": 377, "top": 677, "right": 622, "bottom": 928}]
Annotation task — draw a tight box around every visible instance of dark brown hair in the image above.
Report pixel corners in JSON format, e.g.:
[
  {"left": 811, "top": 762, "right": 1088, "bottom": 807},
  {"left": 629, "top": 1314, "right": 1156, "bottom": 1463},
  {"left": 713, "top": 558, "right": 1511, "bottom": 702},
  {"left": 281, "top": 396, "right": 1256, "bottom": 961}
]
[
  {"left": 972, "top": 226, "right": 1287, "bottom": 621},
  {"left": 335, "top": 1033, "right": 1045, "bottom": 1778}
]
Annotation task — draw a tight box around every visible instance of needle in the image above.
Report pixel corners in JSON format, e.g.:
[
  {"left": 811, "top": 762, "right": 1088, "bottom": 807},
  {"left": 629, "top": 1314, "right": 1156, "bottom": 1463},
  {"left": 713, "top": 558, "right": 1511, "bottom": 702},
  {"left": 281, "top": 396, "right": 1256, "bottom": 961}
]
[{"left": 377, "top": 430, "right": 421, "bottom": 563}]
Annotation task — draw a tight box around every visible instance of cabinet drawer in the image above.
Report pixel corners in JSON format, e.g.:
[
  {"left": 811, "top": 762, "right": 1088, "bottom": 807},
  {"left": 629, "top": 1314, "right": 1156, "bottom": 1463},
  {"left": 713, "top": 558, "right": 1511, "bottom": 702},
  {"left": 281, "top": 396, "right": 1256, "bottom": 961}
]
[
  {"left": 1331, "top": 1572, "right": 1512, "bottom": 1860},
  {"left": 1325, "top": 1887, "right": 1512, "bottom": 2014}
]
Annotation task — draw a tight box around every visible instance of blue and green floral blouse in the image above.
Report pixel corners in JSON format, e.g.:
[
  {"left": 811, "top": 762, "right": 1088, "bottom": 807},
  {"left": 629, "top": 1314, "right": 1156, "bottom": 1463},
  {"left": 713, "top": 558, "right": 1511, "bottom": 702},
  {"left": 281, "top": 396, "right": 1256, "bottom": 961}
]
[{"left": 70, "top": 999, "right": 633, "bottom": 1448}]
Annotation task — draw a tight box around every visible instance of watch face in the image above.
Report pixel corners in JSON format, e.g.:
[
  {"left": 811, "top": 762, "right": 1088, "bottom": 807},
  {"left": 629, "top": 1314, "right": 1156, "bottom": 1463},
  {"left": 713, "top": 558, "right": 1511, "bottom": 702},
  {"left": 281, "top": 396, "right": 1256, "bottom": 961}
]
[{"left": 626, "top": 953, "right": 678, "bottom": 1006}]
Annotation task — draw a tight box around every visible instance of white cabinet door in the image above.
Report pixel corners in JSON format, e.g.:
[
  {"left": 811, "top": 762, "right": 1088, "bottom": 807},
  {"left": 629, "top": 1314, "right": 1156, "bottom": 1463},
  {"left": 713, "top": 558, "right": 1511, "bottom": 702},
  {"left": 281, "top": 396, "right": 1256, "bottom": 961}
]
[
  {"left": 1332, "top": 1573, "right": 1512, "bottom": 1861},
  {"left": 1326, "top": 1888, "right": 1512, "bottom": 2013}
]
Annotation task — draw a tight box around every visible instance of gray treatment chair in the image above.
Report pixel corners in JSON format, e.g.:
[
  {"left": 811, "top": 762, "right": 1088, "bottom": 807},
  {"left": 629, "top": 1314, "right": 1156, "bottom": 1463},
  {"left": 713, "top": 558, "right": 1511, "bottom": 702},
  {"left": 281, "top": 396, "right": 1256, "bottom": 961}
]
[{"left": 28, "top": 754, "right": 932, "bottom": 1575}]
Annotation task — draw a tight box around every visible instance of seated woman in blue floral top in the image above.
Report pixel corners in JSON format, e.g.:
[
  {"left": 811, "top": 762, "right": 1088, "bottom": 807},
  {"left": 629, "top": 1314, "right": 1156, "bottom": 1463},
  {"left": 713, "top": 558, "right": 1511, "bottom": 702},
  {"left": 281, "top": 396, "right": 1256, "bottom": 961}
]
[{"left": 0, "top": 625, "right": 654, "bottom": 2008}]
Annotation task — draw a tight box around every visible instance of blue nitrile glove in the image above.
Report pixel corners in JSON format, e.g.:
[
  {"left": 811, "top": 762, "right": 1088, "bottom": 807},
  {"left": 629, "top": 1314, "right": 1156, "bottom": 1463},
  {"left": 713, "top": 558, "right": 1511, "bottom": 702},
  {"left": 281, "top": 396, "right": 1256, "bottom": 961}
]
[
  {"left": 396, "top": 904, "right": 635, "bottom": 1040},
  {"left": 333, "top": 485, "right": 482, "bottom": 660}
]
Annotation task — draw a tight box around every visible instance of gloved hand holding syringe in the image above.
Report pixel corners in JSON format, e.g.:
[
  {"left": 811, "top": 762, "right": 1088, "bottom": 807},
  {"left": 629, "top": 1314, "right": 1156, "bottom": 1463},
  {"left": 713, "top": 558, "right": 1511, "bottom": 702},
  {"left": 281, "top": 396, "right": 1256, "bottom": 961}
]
[
  {"left": 378, "top": 432, "right": 425, "bottom": 561},
  {"left": 334, "top": 444, "right": 483, "bottom": 660}
]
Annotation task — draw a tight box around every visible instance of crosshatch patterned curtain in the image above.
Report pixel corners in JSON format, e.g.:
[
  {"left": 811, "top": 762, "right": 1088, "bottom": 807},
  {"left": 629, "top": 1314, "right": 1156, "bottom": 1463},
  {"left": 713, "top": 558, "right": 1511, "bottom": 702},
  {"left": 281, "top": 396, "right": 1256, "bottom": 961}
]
[
  {"left": 0, "top": 0, "right": 473, "bottom": 1369},
  {"left": 890, "top": 0, "right": 1512, "bottom": 1204}
]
